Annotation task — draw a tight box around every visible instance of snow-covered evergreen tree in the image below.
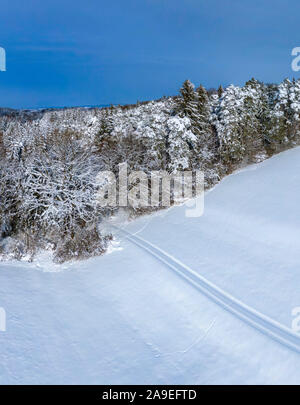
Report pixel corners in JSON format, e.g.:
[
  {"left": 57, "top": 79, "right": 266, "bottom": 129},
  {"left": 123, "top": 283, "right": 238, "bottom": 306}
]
[
  {"left": 274, "top": 79, "right": 300, "bottom": 143},
  {"left": 196, "top": 85, "right": 212, "bottom": 138},
  {"left": 241, "top": 78, "right": 267, "bottom": 160},
  {"left": 213, "top": 84, "right": 245, "bottom": 165},
  {"left": 217, "top": 85, "right": 224, "bottom": 98},
  {"left": 179, "top": 80, "right": 201, "bottom": 137},
  {"left": 166, "top": 116, "right": 196, "bottom": 172}
]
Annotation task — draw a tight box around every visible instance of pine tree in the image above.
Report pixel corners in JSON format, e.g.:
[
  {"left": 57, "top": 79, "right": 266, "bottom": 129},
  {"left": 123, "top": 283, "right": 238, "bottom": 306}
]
[
  {"left": 166, "top": 116, "right": 196, "bottom": 172},
  {"left": 217, "top": 85, "right": 224, "bottom": 98},
  {"left": 242, "top": 78, "right": 266, "bottom": 160},
  {"left": 275, "top": 78, "right": 300, "bottom": 143},
  {"left": 191, "top": 84, "right": 216, "bottom": 168},
  {"left": 95, "top": 110, "right": 114, "bottom": 152},
  {"left": 196, "top": 85, "right": 211, "bottom": 132},
  {"left": 179, "top": 80, "right": 200, "bottom": 134},
  {"left": 263, "top": 83, "right": 285, "bottom": 148},
  {"left": 213, "top": 85, "right": 245, "bottom": 165}
]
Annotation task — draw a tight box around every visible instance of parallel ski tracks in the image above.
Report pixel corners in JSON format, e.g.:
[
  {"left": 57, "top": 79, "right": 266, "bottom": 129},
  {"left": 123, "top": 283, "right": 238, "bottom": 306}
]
[{"left": 114, "top": 226, "right": 300, "bottom": 354}]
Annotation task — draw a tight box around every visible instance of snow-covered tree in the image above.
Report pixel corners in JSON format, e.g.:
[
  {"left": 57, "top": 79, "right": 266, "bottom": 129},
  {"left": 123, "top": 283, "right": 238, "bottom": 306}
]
[
  {"left": 274, "top": 79, "right": 300, "bottom": 143},
  {"left": 179, "top": 80, "right": 201, "bottom": 136},
  {"left": 166, "top": 116, "right": 196, "bottom": 172},
  {"left": 196, "top": 85, "right": 212, "bottom": 137},
  {"left": 217, "top": 85, "right": 224, "bottom": 98},
  {"left": 0, "top": 130, "right": 111, "bottom": 261},
  {"left": 213, "top": 84, "right": 246, "bottom": 164},
  {"left": 241, "top": 78, "right": 268, "bottom": 160}
]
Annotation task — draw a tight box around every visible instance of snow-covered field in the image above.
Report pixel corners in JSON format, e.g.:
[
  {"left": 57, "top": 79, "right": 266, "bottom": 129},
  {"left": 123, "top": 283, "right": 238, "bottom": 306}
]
[{"left": 1, "top": 147, "right": 300, "bottom": 384}]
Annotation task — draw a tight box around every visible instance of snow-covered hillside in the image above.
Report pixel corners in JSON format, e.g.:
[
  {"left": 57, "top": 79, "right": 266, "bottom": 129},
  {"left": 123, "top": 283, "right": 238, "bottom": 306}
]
[{"left": 1, "top": 147, "right": 300, "bottom": 384}]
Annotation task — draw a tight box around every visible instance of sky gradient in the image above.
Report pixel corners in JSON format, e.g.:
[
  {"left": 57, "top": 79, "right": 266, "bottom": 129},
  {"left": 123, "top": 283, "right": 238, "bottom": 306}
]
[{"left": 0, "top": 0, "right": 299, "bottom": 109}]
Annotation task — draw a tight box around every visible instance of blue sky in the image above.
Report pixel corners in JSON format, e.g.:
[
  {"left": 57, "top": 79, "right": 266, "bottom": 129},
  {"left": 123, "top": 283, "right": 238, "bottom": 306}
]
[{"left": 0, "top": 0, "right": 299, "bottom": 109}]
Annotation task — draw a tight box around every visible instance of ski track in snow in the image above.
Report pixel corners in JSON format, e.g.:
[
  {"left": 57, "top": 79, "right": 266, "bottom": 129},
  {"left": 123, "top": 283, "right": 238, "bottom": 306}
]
[{"left": 116, "top": 226, "right": 300, "bottom": 354}]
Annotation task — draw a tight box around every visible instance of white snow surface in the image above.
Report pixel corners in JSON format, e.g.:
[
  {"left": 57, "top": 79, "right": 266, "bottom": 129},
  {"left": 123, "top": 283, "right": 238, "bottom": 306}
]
[{"left": 1, "top": 147, "right": 300, "bottom": 384}]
